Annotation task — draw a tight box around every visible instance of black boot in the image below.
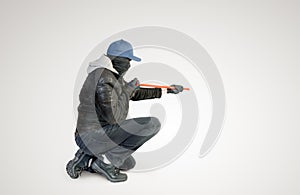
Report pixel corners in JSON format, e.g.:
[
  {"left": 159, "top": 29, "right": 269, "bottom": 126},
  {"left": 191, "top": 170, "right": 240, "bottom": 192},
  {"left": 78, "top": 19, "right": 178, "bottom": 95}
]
[
  {"left": 91, "top": 159, "right": 127, "bottom": 182},
  {"left": 66, "top": 149, "right": 94, "bottom": 179}
]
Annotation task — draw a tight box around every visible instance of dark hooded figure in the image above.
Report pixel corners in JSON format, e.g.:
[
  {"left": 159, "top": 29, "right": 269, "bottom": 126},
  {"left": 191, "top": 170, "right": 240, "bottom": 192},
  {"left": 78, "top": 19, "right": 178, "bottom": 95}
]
[{"left": 66, "top": 39, "right": 183, "bottom": 182}]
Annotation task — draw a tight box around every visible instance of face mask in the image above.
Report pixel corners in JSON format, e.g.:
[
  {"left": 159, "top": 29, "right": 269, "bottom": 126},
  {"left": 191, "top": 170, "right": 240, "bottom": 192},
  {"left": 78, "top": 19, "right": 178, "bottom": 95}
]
[{"left": 110, "top": 56, "right": 131, "bottom": 76}]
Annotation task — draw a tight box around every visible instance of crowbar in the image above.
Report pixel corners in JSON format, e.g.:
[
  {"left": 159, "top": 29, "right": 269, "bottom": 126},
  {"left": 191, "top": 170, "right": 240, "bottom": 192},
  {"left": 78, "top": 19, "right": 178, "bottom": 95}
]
[{"left": 140, "top": 83, "right": 190, "bottom": 91}]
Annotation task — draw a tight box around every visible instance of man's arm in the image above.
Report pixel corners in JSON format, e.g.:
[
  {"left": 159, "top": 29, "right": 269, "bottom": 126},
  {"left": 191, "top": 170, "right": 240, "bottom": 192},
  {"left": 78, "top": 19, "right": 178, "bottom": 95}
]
[
  {"left": 130, "top": 88, "right": 162, "bottom": 101},
  {"left": 95, "top": 79, "right": 118, "bottom": 124},
  {"left": 95, "top": 75, "right": 132, "bottom": 125}
]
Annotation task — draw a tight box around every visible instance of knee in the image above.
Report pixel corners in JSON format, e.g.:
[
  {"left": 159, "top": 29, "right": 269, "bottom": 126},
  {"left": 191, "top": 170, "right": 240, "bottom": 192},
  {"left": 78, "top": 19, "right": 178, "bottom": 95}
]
[{"left": 149, "top": 117, "right": 161, "bottom": 135}]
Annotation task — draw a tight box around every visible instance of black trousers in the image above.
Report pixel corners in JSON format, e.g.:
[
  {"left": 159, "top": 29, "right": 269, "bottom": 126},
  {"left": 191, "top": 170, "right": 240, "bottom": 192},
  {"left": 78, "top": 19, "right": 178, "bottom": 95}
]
[{"left": 75, "top": 117, "right": 161, "bottom": 168}]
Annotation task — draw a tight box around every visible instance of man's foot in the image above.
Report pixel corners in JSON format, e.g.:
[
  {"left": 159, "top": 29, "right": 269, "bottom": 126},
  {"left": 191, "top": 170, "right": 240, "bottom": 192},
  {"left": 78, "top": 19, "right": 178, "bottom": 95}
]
[
  {"left": 91, "top": 159, "right": 127, "bottom": 182},
  {"left": 66, "top": 149, "right": 93, "bottom": 179}
]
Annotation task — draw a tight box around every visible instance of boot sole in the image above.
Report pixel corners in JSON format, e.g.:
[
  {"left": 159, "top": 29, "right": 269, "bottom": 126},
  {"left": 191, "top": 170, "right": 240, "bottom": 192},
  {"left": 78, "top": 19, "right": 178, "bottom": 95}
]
[
  {"left": 66, "top": 153, "right": 87, "bottom": 179},
  {"left": 91, "top": 163, "right": 127, "bottom": 182},
  {"left": 66, "top": 160, "right": 80, "bottom": 179}
]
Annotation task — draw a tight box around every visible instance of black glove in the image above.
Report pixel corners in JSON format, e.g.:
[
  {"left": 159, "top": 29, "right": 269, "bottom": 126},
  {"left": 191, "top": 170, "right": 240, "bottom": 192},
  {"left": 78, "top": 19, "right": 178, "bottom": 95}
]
[
  {"left": 127, "top": 78, "right": 140, "bottom": 96},
  {"left": 167, "top": 84, "right": 183, "bottom": 94},
  {"left": 128, "top": 78, "right": 140, "bottom": 89}
]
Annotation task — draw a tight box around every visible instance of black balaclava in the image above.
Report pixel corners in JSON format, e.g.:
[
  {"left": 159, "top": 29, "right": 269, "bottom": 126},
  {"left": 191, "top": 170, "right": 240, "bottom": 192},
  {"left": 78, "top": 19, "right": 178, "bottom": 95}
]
[{"left": 108, "top": 55, "right": 131, "bottom": 77}]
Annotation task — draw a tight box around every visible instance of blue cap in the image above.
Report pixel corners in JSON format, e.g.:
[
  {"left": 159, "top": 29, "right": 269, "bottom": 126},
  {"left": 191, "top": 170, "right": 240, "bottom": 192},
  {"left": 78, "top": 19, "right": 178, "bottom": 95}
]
[{"left": 107, "top": 39, "right": 141, "bottom": 62}]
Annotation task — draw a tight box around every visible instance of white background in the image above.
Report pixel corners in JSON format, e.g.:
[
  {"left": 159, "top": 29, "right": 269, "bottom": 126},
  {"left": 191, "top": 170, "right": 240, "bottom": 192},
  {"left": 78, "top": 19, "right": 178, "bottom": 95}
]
[{"left": 0, "top": 0, "right": 299, "bottom": 194}]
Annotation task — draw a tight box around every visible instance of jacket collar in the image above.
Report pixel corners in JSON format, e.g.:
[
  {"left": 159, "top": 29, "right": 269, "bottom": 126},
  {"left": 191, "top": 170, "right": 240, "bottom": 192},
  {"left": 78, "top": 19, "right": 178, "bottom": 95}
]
[{"left": 87, "top": 54, "right": 119, "bottom": 74}]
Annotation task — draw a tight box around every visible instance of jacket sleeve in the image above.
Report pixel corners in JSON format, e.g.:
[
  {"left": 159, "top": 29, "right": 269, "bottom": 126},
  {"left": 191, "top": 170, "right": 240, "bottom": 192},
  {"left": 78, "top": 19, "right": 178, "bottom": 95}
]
[
  {"left": 130, "top": 88, "right": 162, "bottom": 101},
  {"left": 95, "top": 74, "right": 129, "bottom": 125}
]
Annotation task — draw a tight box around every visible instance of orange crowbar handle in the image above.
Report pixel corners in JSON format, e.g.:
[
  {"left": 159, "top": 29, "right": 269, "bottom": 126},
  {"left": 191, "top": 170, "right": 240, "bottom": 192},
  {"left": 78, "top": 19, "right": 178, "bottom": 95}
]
[{"left": 140, "top": 83, "right": 190, "bottom": 91}]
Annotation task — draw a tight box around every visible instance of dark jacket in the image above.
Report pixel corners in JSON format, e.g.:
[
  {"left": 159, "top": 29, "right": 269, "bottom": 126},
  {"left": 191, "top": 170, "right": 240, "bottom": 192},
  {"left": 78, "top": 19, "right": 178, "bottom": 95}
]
[
  {"left": 76, "top": 55, "right": 161, "bottom": 134},
  {"left": 95, "top": 68, "right": 161, "bottom": 126}
]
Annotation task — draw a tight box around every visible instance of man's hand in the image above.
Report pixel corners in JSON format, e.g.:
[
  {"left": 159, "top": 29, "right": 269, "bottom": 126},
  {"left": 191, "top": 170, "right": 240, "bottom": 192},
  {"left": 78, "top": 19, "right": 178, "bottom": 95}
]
[
  {"left": 128, "top": 78, "right": 140, "bottom": 89},
  {"left": 127, "top": 78, "right": 140, "bottom": 96},
  {"left": 167, "top": 84, "right": 183, "bottom": 94}
]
